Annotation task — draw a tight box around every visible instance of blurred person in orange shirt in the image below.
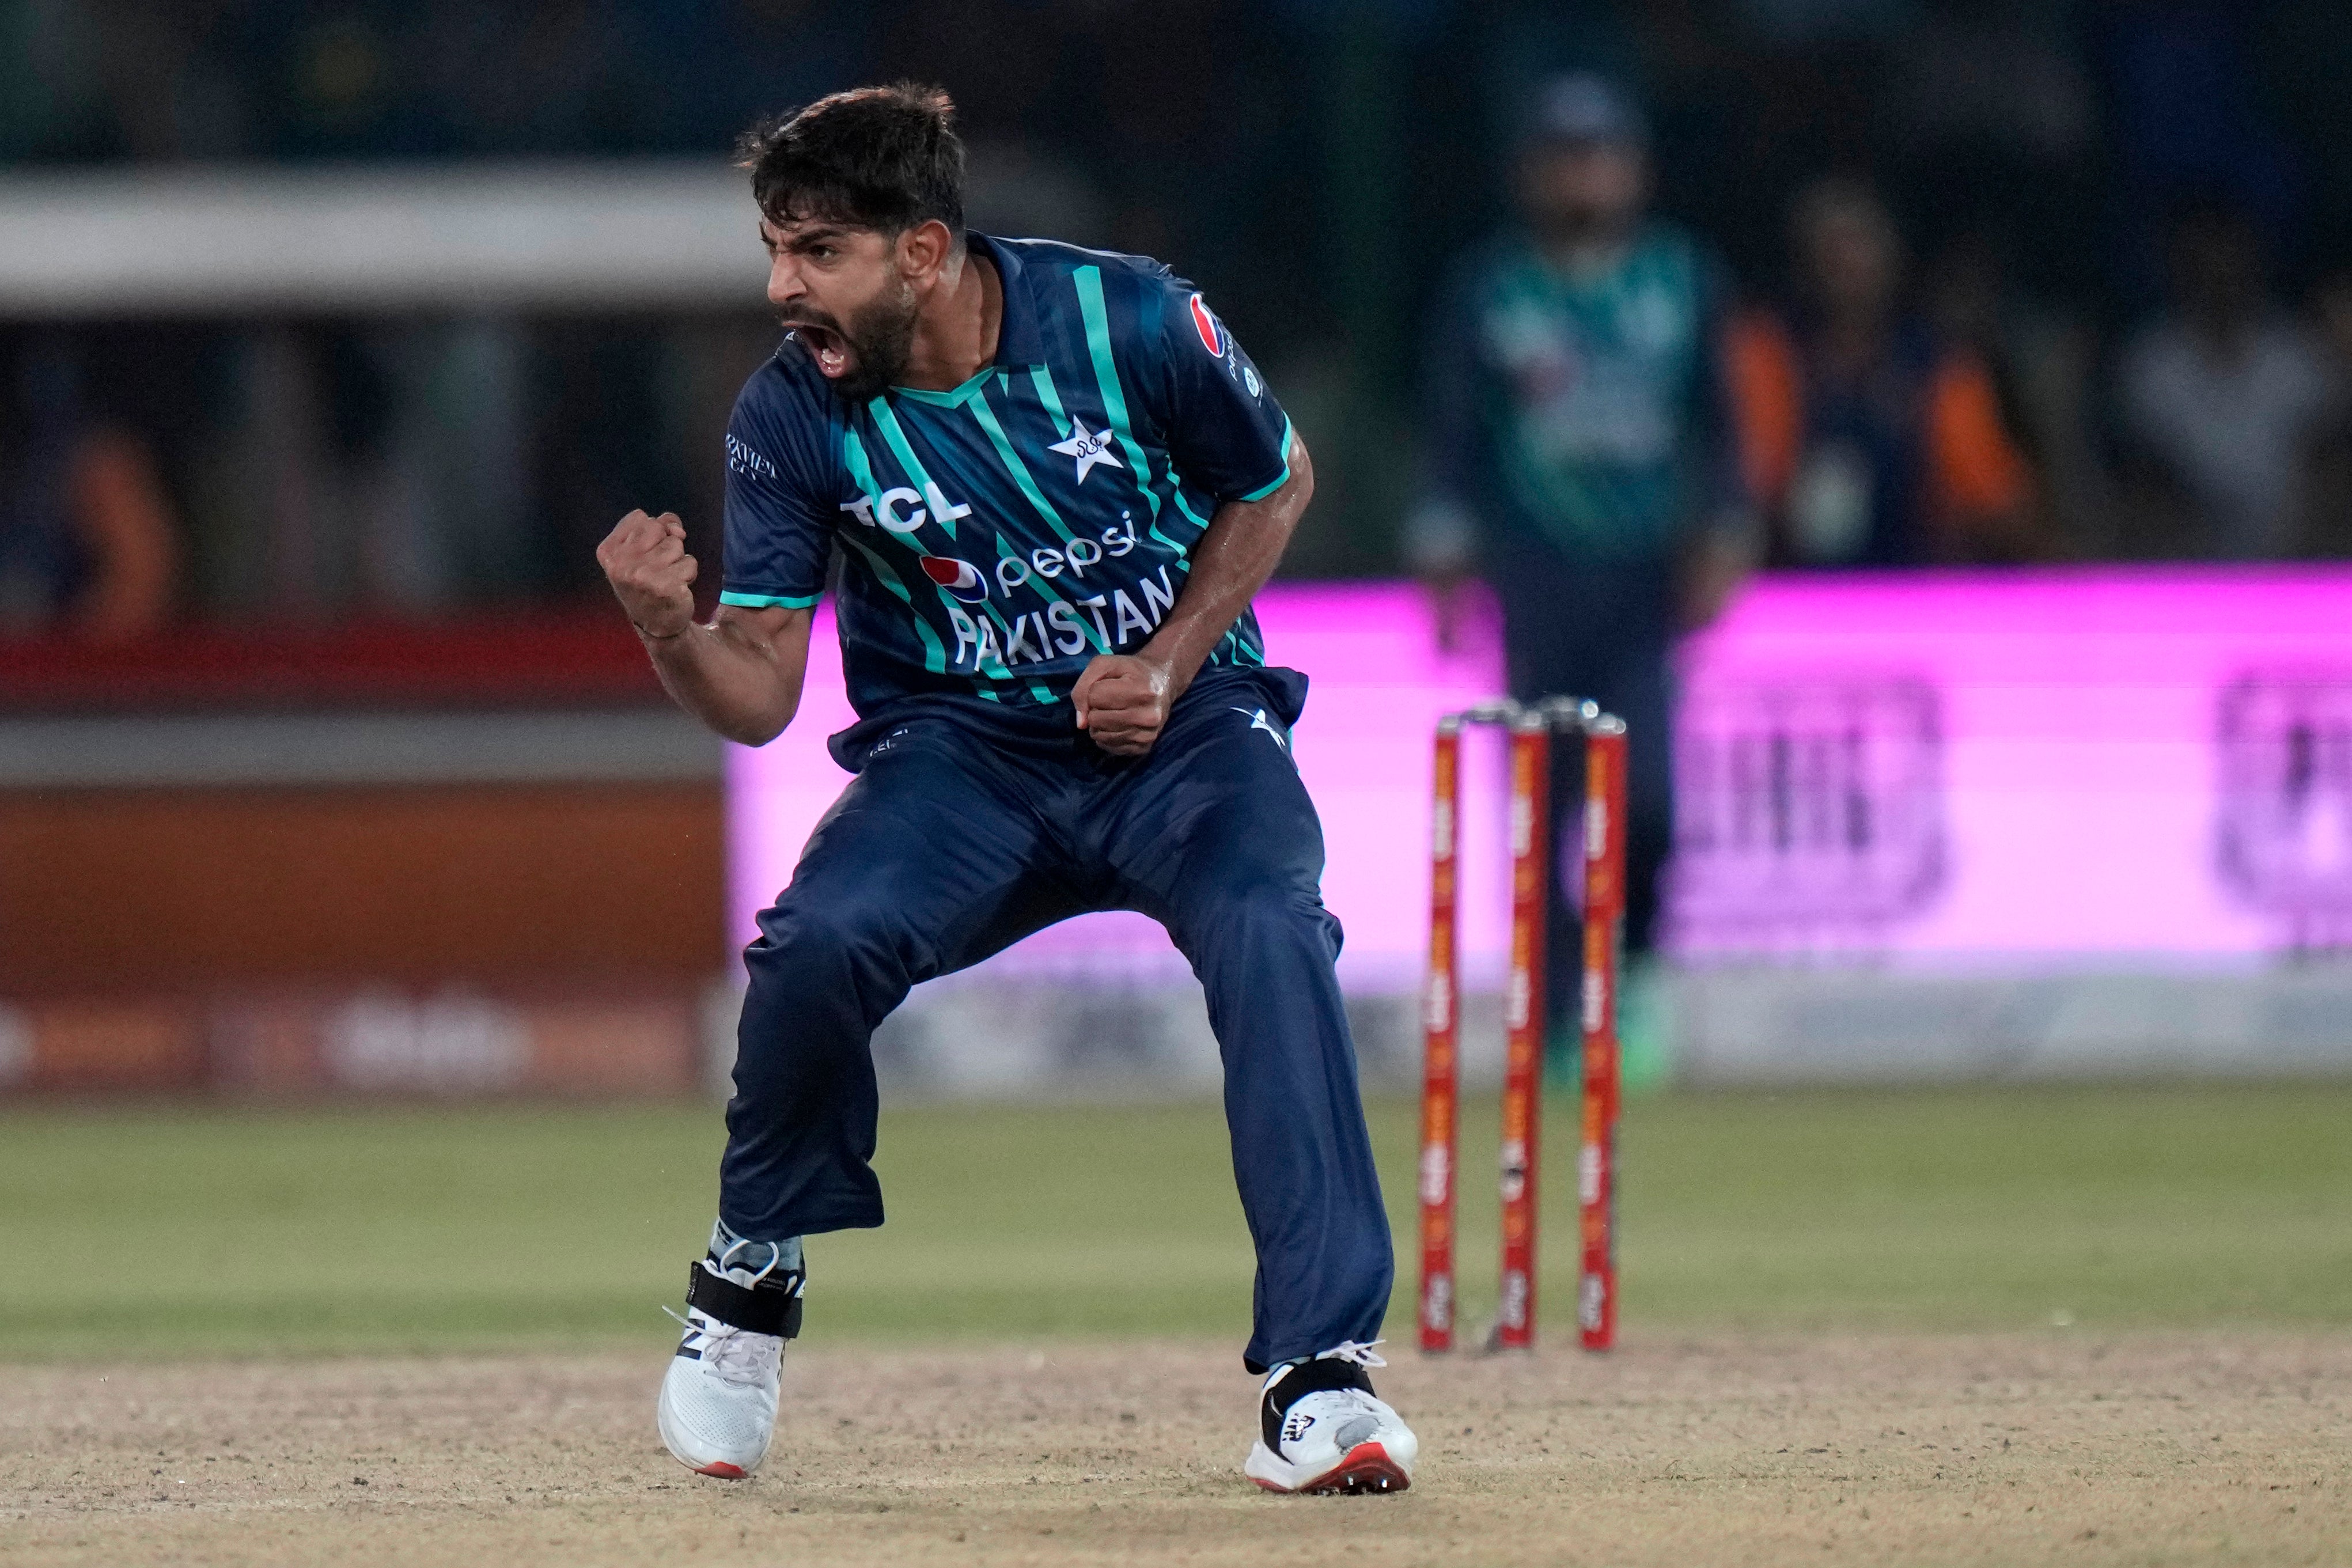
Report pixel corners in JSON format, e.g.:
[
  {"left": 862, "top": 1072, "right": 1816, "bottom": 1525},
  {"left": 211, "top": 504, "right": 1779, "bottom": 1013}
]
[
  {"left": 1728, "top": 178, "right": 2040, "bottom": 567},
  {"left": 0, "top": 333, "right": 179, "bottom": 639}
]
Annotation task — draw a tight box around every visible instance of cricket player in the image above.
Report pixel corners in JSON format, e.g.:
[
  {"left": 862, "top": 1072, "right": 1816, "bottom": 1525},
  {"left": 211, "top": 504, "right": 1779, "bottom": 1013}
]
[
  {"left": 1411, "top": 74, "right": 1751, "bottom": 1072},
  {"left": 597, "top": 84, "right": 1414, "bottom": 1495}
]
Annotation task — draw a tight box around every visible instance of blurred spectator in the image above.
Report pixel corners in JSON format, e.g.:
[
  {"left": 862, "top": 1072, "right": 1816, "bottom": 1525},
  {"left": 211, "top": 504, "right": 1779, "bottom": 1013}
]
[
  {"left": 2114, "top": 199, "right": 2342, "bottom": 560},
  {"left": 1408, "top": 74, "right": 1751, "bottom": 1064},
  {"left": 1923, "top": 230, "right": 2106, "bottom": 556},
  {"left": 1728, "top": 176, "right": 2038, "bottom": 566},
  {"left": 0, "top": 332, "right": 180, "bottom": 639}
]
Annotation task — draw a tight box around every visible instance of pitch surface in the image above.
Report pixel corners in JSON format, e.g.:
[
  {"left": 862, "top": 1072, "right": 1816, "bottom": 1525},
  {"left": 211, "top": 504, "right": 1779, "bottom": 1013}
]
[
  {"left": 7, "top": 1335, "right": 2349, "bottom": 1566},
  {"left": 4, "top": 1088, "right": 2350, "bottom": 1562}
]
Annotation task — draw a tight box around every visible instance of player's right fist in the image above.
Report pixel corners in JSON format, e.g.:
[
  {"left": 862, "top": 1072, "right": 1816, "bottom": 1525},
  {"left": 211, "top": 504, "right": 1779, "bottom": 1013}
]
[{"left": 597, "top": 509, "right": 698, "bottom": 639}]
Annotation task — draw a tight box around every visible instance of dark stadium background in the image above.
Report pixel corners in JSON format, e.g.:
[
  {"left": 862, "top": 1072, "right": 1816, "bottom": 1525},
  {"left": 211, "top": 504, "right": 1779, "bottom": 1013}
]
[{"left": 0, "top": 0, "right": 2346, "bottom": 1221}]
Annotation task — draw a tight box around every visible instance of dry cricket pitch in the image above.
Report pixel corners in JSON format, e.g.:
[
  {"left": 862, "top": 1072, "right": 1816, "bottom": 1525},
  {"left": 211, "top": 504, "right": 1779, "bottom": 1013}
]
[{"left": 6, "top": 1334, "right": 2348, "bottom": 1567}]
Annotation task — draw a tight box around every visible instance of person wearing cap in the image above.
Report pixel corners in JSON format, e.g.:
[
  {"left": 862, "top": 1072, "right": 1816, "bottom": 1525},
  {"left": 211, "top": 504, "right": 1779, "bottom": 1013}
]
[{"left": 1408, "top": 73, "right": 1752, "bottom": 1082}]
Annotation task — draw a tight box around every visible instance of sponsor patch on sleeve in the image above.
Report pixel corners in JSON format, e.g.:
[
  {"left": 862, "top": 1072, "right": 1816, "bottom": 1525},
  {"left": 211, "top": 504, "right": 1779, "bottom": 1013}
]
[{"left": 1188, "top": 292, "right": 1228, "bottom": 358}]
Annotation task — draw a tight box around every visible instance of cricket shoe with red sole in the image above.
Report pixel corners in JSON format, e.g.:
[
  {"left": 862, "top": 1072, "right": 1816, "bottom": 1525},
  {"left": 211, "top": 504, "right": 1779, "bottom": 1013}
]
[
  {"left": 656, "top": 1248, "right": 803, "bottom": 1478},
  {"left": 1242, "top": 1341, "right": 1417, "bottom": 1495}
]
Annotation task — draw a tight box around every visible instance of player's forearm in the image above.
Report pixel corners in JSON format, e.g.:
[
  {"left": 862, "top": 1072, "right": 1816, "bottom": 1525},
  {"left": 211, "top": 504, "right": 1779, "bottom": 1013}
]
[
  {"left": 641, "top": 607, "right": 813, "bottom": 746},
  {"left": 1140, "top": 437, "right": 1315, "bottom": 697}
]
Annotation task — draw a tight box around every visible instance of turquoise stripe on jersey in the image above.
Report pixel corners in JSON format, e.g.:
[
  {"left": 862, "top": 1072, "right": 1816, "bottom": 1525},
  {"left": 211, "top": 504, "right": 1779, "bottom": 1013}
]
[
  {"left": 1071, "top": 272, "right": 1203, "bottom": 562},
  {"left": 863, "top": 404, "right": 1030, "bottom": 691},
  {"left": 860, "top": 412, "right": 1019, "bottom": 689},
  {"left": 718, "top": 590, "right": 820, "bottom": 609},
  {"left": 976, "top": 593, "right": 1056, "bottom": 703},
  {"left": 840, "top": 531, "right": 1012, "bottom": 698},
  {"left": 842, "top": 427, "right": 883, "bottom": 497},
  {"left": 836, "top": 533, "right": 948, "bottom": 675},
  {"left": 1236, "top": 415, "right": 1296, "bottom": 502},
  {"left": 847, "top": 408, "right": 1006, "bottom": 684},
  {"left": 1072, "top": 267, "right": 1161, "bottom": 522},
  {"left": 1160, "top": 479, "right": 1204, "bottom": 572},
  {"left": 966, "top": 394, "right": 1078, "bottom": 545},
  {"left": 963, "top": 393, "right": 1107, "bottom": 657},
  {"left": 890, "top": 367, "right": 992, "bottom": 408},
  {"left": 1029, "top": 365, "right": 1072, "bottom": 440},
  {"left": 989, "top": 533, "right": 1105, "bottom": 654},
  {"left": 1036, "top": 358, "right": 1190, "bottom": 573},
  {"left": 865, "top": 400, "right": 957, "bottom": 541}
]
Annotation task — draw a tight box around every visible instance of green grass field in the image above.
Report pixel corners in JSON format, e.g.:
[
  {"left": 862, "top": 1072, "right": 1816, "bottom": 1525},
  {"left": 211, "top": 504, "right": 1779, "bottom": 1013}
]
[{"left": 3, "top": 1084, "right": 2349, "bottom": 1359}]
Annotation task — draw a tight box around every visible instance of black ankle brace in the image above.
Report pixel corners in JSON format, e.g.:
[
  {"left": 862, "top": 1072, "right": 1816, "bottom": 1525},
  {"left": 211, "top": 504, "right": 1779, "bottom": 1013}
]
[
  {"left": 686, "top": 1260, "right": 804, "bottom": 1338},
  {"left": 1259, "top": 1355, "right": 1373, "bottom": 1451}
]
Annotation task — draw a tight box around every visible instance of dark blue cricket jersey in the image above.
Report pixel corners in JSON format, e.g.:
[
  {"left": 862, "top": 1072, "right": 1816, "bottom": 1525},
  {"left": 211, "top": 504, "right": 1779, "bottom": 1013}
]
[{"left": 718, "top": 234, "right": 1294, "bottom": 722}]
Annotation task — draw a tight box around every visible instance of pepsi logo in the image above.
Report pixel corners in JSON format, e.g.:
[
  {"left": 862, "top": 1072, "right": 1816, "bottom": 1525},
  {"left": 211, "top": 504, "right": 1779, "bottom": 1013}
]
[
  {"left": 919, "top": 555, "right": 990, "bottom": 603},
  {"left": 1188, "top": 292, "right": 1228, "bottom": 357}
]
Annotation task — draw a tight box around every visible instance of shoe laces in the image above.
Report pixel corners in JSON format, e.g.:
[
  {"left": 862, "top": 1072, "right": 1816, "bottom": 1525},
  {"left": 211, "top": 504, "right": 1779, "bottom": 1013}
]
[
  {"left": 662, "top": 1306, "right": 779, "bottom": 1387},
  {"left": 702, "top": 1320, "right": 780, "bottom": 1385},
  {"left": 660, "top": 1242, "right": 791, "bottom": 1387}
]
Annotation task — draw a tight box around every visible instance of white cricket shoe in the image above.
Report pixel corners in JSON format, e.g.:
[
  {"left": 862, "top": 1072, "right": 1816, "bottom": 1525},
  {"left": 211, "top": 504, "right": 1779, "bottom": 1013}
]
[
  {"left": 1243, "top": 1341, "right": 1418, "bottom": 1494},
  {"left": 656, "top": 1252, "right": 801, "bottom": 1479}
]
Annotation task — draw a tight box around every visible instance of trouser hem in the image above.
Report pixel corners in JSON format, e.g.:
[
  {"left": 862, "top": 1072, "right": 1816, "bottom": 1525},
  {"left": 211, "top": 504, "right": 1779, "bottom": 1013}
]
[
  {"left": 716, "top": 1205, "right": 885, "bottom": 1240},
  {"left": 1243, "top": 1326, "right": 1387, "bottom": 1377}
]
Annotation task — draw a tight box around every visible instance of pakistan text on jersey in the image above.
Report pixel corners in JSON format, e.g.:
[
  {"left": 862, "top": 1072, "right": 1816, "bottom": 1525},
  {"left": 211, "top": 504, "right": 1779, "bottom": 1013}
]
[{"left": 944, "top": 563, "right": 1178, "bottom": 669}]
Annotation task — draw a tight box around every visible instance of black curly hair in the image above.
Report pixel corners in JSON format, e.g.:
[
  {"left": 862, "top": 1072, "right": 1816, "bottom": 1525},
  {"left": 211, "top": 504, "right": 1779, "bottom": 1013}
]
[{"left": 736, "top": 82, "right": 965, "bottom": 241}]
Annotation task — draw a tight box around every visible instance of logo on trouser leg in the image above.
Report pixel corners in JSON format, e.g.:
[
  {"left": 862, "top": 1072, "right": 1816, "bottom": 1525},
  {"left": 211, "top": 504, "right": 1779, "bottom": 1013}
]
[{"left": 1232, "top": 706, "right": 1289, "bottom": 752}]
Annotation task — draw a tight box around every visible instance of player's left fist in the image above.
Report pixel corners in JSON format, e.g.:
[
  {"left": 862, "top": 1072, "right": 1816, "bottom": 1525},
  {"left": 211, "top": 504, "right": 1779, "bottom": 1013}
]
[{"left": 1073, "top": 653, "right": 1174, "bottom": 756}]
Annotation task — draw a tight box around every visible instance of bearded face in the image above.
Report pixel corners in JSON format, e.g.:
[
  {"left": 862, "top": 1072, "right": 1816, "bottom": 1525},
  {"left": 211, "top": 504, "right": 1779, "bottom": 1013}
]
[
  {"left": 778, "top": 280, "right": 919, "bottom": 404},
  {"left": 760, "top": 218, "right": 930, "bottom": 403}
]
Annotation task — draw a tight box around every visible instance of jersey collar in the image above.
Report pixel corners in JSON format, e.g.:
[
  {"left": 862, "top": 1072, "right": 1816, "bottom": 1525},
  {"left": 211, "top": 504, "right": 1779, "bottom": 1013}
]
[{"left": 969, "top": 232, "right": 1044, "bottom": 368}]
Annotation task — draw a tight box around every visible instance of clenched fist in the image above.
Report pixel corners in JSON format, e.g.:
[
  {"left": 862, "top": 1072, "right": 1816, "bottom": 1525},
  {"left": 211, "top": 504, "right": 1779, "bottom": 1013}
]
[
  {"left": 1073, "top": 652, "right": 1175, "bottom": 756},
  {"left": 597, "top": 510, "right": 697, "bottom": 639}
]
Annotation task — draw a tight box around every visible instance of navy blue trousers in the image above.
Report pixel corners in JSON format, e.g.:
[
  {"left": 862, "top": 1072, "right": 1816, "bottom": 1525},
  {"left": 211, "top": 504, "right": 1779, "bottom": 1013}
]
[
  {"left": 719, "top": 667, "right": 1392, "bottom": 1372},
  {"left": 1490, "top": 547, "right": 1677, "bottom": 1002}
]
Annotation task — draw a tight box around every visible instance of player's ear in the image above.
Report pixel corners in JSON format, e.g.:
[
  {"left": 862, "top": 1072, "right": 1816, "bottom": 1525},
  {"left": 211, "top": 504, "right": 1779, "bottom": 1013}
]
[{"left": 899, "top": 219, "right": 955, "bottom": 283}]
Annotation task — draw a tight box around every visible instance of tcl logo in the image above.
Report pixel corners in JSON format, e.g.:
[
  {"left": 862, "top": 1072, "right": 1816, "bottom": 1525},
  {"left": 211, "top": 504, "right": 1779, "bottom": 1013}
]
[{"left": 838, "top": 483, "right": 973, "bottom": 534}]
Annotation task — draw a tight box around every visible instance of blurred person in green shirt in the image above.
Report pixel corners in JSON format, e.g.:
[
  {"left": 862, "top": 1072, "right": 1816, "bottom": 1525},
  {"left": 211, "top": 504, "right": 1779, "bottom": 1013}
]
[{"left": 1410, "top": 75, "right": 1752, "bottom": 1083}]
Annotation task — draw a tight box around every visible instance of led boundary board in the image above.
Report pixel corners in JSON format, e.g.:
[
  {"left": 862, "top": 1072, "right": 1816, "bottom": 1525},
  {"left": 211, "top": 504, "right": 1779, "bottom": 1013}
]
[
  {"left": 1667, "top": 566, "right": 2352, "bottom": 958},
  {"left": 727, "top": 568, "right": 2352, "bottom": 984}
]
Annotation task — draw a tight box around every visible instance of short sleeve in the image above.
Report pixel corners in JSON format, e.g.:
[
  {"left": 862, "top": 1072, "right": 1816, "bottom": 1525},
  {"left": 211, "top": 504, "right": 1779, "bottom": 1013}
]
[
  {"left": 718, "top": 372, "right": 834, "bottom": 610},
  {"left": 1150, "top": 284, "right": 1294, "bottom": 502}
]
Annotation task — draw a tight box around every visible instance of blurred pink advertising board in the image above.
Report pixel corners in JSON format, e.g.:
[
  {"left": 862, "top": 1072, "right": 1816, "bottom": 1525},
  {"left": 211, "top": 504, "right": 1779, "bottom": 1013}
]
[
  {"left": 729, "top": 569, "right": 2352, "bottom": 990},
  {"left": 1671, "top": 567, "right": 2352, "bottom": 961}
]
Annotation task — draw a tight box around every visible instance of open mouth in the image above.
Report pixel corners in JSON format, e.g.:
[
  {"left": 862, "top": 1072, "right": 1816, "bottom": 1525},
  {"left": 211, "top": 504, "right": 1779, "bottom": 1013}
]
[{"left": 788, "top": 323, "right": 850, "bottom": 380}]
